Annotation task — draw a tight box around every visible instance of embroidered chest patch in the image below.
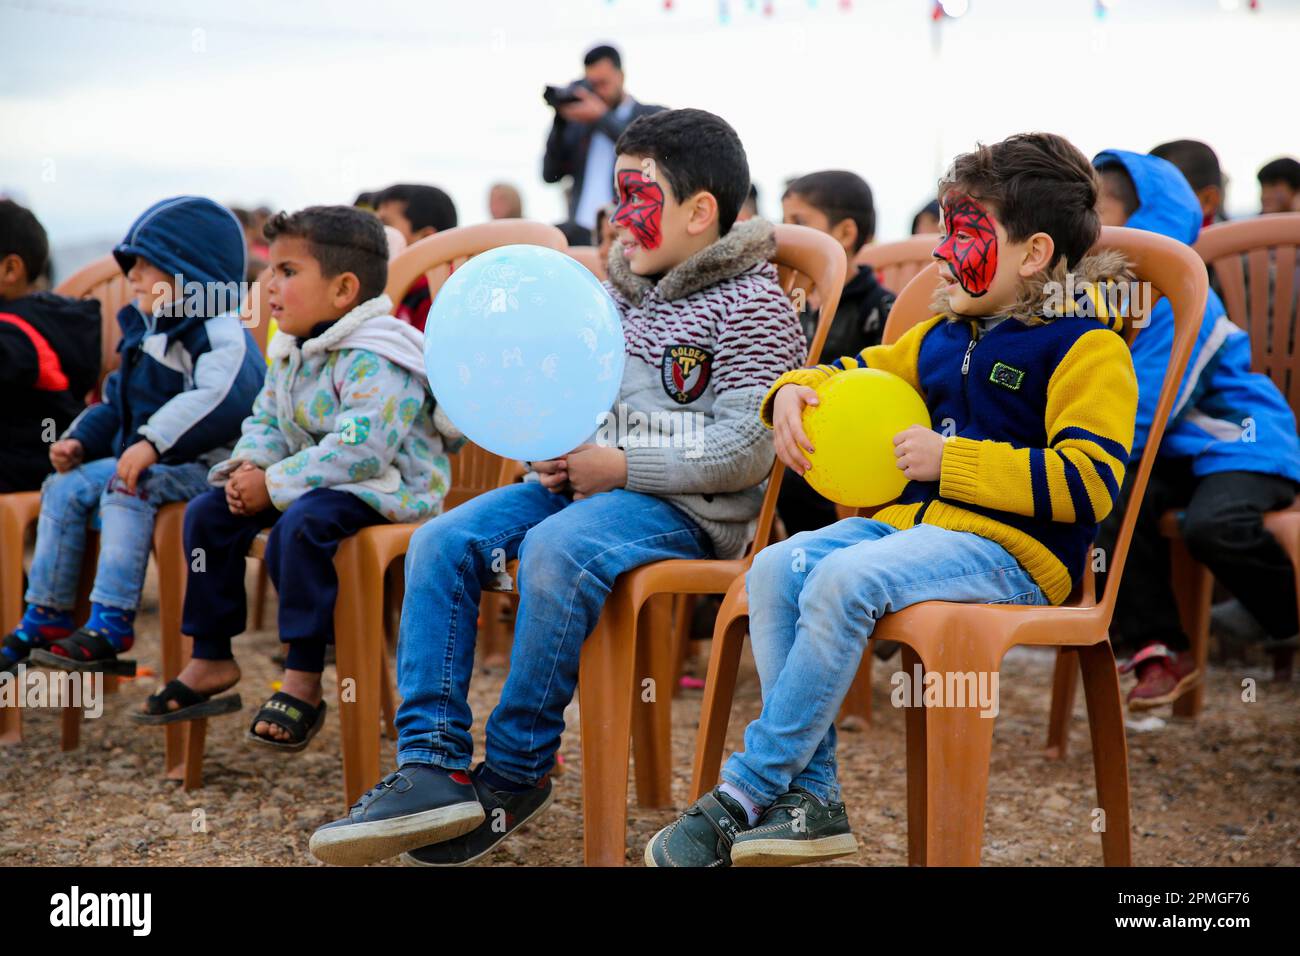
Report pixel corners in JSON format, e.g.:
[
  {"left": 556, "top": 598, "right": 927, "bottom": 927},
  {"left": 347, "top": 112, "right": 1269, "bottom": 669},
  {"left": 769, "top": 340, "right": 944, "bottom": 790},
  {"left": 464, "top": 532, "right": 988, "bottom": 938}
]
[
  {"left": 661, "top": 345, "right": 713, "bottom": 404},
  {"left": 989, "top": 361, "right": 1026, "bottom": 391}
]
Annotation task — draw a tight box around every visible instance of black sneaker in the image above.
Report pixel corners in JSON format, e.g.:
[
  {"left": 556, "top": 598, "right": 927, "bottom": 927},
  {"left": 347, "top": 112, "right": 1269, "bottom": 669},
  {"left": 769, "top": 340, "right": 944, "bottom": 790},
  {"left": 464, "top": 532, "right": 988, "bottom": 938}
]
[
  {"left": 729, "top": 787, "right": 857, "bottom": 866},
  {"left": 402, "top": 764, "right": 553, "bottom": 866},
  {"left": 644, "top": 787, "right": 751, "bottom": 868},
  {"left": 309, "top": 765, "right": 484, "bottom": 866}
]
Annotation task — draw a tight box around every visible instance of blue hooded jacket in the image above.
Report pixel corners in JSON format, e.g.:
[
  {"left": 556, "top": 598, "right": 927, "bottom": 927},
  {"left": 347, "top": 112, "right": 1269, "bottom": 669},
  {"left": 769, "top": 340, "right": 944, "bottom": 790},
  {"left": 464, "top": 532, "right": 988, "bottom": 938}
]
[
  {"left": 1092, "top": 150, "right": 1300, "bottom": 483},
  {"left": 66, "top": 196, "right": 265, "bottom": 464}
]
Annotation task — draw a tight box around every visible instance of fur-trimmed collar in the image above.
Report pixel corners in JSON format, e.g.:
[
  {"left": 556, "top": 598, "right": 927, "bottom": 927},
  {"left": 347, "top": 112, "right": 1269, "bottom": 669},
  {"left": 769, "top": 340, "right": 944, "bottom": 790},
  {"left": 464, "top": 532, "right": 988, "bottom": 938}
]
[
  {"left": 605, "top": 218, "right": 778, "bottom": 304},
  {"left": 930, "top": 249, "right": 1133, "bottom": 326}
]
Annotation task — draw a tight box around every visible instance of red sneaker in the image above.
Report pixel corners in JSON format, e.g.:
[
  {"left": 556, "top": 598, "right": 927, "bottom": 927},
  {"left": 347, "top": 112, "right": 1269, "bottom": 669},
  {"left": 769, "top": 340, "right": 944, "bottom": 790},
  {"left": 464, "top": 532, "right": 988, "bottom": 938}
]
[{"left": 1120, "top": 642, "right": 1201, "bottom": 711}]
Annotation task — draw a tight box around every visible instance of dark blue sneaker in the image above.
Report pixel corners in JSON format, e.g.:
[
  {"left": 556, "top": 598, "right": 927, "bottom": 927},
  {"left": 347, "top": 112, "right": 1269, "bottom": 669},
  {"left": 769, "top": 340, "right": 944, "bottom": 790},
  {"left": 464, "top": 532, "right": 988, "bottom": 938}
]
[
  {"left": 309, "top": 765, "right": 484, "bottom": 866},
  {"left": 402, "top": 764, "right": 553, "bottom": 866}
]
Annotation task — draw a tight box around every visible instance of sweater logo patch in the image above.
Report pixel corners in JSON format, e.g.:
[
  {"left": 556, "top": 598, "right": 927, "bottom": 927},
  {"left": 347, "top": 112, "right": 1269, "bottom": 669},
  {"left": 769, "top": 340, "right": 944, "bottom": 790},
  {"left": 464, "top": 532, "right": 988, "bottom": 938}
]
[
  {"left": 661, "top": 345, "right": 712, "bottom": 404},
  {"left": 989, "top": 361, "right": 1025, "bottom": 391}
]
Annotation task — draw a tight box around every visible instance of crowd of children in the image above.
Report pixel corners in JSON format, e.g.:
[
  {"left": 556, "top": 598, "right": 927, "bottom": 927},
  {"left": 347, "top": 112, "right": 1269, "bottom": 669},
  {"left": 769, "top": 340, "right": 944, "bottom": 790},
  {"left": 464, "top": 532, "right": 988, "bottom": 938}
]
[{"left": 2, "top": 106, "right": 1298, "bottom": 867}]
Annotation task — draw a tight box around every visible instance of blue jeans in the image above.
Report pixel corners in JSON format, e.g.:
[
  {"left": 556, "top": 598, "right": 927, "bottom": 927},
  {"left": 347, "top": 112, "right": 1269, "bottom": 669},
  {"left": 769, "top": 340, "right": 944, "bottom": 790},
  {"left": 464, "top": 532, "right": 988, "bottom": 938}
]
[
  {"left": 721, "top": 518, "right": 1047, "bottom": 808},
  {"left": 395, "top": 481, "right": 713, "bottom": 784},
  {"left": 25, "top": 457, "right": 212, "bottom": 612}
]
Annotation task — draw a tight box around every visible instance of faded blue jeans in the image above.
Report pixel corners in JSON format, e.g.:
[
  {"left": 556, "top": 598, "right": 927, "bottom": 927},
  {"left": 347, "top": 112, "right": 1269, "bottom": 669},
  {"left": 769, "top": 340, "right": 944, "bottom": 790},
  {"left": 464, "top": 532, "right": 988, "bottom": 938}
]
[
  {"left": 26, "top": 456, "right": 211, "bottom": 612},
  {"left": 721, "top": 518, "right": 1047, "bottom": 808},
  {"left": 395, "top": 481, "right": 713, "bottom": 784}
]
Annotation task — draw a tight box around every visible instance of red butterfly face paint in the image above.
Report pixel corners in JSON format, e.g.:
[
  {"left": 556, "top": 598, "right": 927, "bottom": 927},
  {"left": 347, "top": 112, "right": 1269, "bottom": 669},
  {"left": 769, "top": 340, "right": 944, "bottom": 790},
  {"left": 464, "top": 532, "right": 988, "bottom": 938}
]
[
  {"left": 934, "top": 194, "right": 999, "bottom": 297},
  {"left": 611, "top": 169, "right": 665, "bottom": 250}
]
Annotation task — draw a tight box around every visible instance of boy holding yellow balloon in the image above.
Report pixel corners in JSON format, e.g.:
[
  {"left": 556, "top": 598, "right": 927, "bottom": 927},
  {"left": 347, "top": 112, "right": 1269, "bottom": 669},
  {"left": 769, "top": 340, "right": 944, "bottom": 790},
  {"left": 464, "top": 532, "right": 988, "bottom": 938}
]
[{"left": 647, "top": 132, "right": 1140, "bottom": 867}]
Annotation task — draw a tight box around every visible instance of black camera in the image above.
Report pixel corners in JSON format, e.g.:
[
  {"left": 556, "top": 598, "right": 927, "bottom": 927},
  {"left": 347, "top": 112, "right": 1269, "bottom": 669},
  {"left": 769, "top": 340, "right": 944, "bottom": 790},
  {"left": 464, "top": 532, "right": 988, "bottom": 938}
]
[{"left": 544, "top": 78, "right": 593, "bottom": 108}]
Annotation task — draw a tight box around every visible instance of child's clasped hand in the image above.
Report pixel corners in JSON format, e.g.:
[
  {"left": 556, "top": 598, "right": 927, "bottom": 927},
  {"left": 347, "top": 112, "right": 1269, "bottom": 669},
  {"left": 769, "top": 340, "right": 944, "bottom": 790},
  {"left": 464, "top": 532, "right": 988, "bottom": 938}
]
[{"left": 225, "top": 460, "right": 272, "bottom": 516}]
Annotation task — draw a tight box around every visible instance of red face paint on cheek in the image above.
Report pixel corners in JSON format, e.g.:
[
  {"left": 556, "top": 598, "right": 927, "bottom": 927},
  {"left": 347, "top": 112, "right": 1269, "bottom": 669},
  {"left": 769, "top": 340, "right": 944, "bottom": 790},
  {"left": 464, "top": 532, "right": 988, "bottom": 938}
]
[
  {"left": 610, "top": 169, "right": 665, "bottom": 250},
  {"left": 934, "top": 195, "right": 999, "bottom": 297}
]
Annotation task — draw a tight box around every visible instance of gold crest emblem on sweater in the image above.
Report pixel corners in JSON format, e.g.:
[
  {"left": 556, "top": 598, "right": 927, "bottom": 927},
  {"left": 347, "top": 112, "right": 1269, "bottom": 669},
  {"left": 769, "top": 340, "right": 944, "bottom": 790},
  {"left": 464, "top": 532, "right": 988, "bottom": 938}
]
[{"left": 661, "top": 345, "right": 713, "bottom": 404}]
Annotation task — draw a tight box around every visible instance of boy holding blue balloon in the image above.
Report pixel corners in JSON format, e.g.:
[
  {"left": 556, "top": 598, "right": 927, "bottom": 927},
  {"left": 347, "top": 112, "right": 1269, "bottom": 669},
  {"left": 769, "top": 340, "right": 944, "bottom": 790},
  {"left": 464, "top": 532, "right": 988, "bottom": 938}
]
[
  {"left": 646, "top": 132, "right": 1142, "bottom": 866},
  {"left": 311, "top": 108, "right": 806, "bottom": 866},
  {"left": 136, "top": 206, "right": 460, "bottom": 750}
]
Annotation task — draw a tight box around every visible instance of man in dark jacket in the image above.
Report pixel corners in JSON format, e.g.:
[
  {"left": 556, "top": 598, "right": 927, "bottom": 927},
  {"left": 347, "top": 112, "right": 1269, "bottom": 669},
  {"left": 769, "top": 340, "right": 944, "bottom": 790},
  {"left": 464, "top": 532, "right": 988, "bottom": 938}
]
[
  {"left": 541, "top": 44, "right": 663, "bottom": 244},
  {"left": 0, "top": 199, "right": 101, "bottom": 492}
]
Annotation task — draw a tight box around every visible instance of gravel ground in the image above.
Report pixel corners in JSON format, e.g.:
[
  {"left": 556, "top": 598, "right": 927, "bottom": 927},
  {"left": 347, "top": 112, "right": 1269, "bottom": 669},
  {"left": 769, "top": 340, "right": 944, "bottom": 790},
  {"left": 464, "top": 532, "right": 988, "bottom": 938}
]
[{"left": 1, "top": 562, "right": 1297, "bottom": 867}]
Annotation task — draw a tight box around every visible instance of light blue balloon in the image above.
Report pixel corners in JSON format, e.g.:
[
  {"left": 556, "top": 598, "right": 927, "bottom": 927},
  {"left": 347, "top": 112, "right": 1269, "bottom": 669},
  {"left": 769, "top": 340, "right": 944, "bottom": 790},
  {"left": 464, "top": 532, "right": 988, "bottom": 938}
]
[{"left": 424, "top": 244, "right": 625, "bottom": 462}]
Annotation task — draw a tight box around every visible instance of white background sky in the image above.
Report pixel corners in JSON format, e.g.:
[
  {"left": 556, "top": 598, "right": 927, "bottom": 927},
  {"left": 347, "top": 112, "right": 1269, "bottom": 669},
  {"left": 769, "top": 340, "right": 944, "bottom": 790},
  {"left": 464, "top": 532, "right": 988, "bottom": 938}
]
[{"left": 2, "top": 0, "right": 1298, "bottom": 278}]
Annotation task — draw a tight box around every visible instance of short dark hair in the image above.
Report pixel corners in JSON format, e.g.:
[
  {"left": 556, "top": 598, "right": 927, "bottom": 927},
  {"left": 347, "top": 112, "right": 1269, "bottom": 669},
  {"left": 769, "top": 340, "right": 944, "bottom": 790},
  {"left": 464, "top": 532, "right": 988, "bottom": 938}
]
[
  {"left": 1258, "top": 157, "right": 1300, "bottom": 190},
  {"left": 939, "top": 132, "right": 1100, "bottom": 270},
  {"left": 377, "top": 184, "right": 458, "bottom": 234},
  {"left": 784, "top": 170, "right": 876, "bottom": 251},
  {"left": 0, "top": 199, "right": 50, "bottom": 283},
  {"left": 615, "top": 108, "right": 750, "bottom": 235},
  {"left": 263, "top": 205, "right": 389, "bottom": 303},
  {"left": 584, "top": 44, "right": 621, "bottom": 70},
  {"left": 1097, "top": 163, "right": 1140, "bottom": 219},
  {"left": 911, "top": 198, "right": 941, "bottom": 235},
  {"left": 1150, "top": 140, "right": 1222, "bottom": 191}
]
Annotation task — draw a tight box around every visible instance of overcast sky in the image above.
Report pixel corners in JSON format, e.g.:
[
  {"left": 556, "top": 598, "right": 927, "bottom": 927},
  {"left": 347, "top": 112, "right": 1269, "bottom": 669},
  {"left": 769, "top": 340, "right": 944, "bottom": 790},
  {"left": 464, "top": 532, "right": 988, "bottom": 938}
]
[{"left": 3, "top": 0, "right": 1298, "bottom": 276}]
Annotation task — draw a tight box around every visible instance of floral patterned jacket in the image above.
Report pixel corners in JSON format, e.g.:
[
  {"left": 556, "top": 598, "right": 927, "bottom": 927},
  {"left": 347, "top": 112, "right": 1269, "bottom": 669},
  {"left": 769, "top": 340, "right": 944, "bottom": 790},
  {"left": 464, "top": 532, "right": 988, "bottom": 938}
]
[{"left": 208, "top": 295, "right": 461, "bottom": 523}]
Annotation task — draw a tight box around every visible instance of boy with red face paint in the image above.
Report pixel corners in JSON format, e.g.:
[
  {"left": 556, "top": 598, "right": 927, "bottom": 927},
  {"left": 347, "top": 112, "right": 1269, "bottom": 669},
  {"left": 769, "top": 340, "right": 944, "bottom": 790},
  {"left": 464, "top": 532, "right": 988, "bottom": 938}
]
[
  {"left": 310, "top": 108, "right": 806, "bottom": 867},
  {"left": 647, "top": 132, "right": 1141, "bottom": 867}
]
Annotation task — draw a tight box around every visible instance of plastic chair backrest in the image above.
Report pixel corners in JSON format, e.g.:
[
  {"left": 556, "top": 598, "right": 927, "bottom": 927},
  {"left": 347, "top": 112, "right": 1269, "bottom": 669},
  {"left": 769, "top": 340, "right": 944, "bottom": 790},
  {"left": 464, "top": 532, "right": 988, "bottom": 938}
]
[
  {"left": 857, "top": 234, "right": 942, "bottom": 296},
  {"left": 1194, "top": 213, "right": 1300, "bottom": 412},
  {"left": 746, "top": 223, "right": 849, "bottom": 554},
  {"left": 385, "top": 220, "right": 570, "bottom": 502},
  {"left": 880, "top": 226, "right": 1207, "bottom": 618},
  {"left": 54, "top": 255, "right": 131, "bottom": 381},
  {"left": 567, "top": 246, "right": 607, "bottom": 280}
]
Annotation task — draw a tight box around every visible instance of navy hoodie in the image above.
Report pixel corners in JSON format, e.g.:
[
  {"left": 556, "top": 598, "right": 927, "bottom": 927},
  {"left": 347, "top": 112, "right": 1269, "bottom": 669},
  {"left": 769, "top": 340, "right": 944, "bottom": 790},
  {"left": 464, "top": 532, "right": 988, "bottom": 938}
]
[
  {"left": 1093, "top": 150, "right": 1300, "bottom": 483},
  {"left": 65, "top": 196, "right": 265, "bottom": 464}
]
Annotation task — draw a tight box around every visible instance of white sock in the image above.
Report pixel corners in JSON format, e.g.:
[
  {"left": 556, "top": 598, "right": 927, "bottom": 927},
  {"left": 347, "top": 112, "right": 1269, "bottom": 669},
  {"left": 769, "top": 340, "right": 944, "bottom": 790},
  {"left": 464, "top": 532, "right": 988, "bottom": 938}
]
[{"left": 719, "top": 782, "right": 763, "bottom": 826}]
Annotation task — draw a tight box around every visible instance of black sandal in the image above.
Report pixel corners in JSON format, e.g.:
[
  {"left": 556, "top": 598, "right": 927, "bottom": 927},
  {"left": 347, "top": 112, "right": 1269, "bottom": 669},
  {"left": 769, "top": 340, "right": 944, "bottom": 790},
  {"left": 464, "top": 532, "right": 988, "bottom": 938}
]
[
  {"left": 29, "top": 628, "right": 136, "bottom": 676},
  {"left": 246, "top": 692, "right": 326, "bottom": 752},
  {"left": 132, "top": 679, "right": 243, "bottom": 725}
]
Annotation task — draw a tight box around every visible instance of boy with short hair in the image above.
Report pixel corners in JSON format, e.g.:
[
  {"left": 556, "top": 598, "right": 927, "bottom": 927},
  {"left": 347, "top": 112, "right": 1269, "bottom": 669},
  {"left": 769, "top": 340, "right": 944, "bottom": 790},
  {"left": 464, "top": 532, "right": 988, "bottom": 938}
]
[
  {"left": 779, "top": 170, "right": 897, "bottom": 535},
  {"left": 375, "top": 183, "right": 459, "bottom": 332},
  {"left": 135, "top": 205, "right": 461, "bottom": 747},
  {"left": 0, "top": 199, "right": 101, "bottom": 494},
  {"left": 647, "top": 132, "right": 1140, "bottom": 867},
  {"left": 1150, "top": 140, "right": 1225, "bottom": 228},
  {"left": 1257, "top": 157, "right": 1300, "bottom": 215},
  {"left": 310, "top": 107, "right": 806, "bottom": 866},
  {"left": 1093, "top": 150, "right": 1300, "bottom": 707},
  {"left": 2, "top": 196, "right": 263, "bottom": 675}
]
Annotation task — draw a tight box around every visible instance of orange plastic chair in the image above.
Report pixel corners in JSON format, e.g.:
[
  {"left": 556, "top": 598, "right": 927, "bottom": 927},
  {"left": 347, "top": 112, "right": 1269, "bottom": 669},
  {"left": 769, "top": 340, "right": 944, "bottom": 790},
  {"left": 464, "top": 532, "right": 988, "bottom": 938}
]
[
  {"left": 856, "top": 234, "right": 941, "bottom": 297},
  {"left": 567, "top": 245, "right": 607, "bottom": 280},
  {"left": 152, "top": 221, "right": 566, "bottom": 802},
  {"left": 1045, "top": 212, "right": 1300, "bottom": 757},
  {"left": 0, "top": 255, "right": 131, "bottom": 746},
  {"left": 691, "top": 226, "right": 1207, "bottom": 866},
  {"left": 571, "top": 223, "right": 846, "bottom": 866}
]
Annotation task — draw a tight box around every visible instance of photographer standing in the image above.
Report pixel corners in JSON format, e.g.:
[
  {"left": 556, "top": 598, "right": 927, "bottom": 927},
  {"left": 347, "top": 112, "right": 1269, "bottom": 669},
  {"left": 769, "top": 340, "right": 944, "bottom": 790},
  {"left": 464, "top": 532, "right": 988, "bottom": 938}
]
[{"left": 542, "top": 44, "right": 663, "bottom": 245}]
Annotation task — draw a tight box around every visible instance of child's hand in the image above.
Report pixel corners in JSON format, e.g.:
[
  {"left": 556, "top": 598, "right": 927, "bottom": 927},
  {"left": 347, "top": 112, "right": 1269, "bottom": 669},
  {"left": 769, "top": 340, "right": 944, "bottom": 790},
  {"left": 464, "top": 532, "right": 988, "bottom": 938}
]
[
  {"left": 226, "top": 462, "right": 271, "bottom": 515},
  {"left": 772, "top": 384, "right": 819, "bottom": 475},
  {"left": 116, "top": 439, "right": 159, "bottom": 493},
  {"left": 893, "top": 425, "right": 945, "bottom": 482},
  {"left": 565, "top": 444, "right": 627, "bottom": 500},
  {"left": 531, "top": 458, "right": 570, "bottom": 494},
  {"left": 49, "top": 438, "right": 84, "bottom": 473}
]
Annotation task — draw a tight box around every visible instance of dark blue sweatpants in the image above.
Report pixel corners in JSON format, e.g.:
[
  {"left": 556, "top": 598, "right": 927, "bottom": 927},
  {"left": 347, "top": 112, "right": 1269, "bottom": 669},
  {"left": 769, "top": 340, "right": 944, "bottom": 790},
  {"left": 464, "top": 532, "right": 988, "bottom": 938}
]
[{"left": 181, "top": 487, "right": 386, "bottom": 672}]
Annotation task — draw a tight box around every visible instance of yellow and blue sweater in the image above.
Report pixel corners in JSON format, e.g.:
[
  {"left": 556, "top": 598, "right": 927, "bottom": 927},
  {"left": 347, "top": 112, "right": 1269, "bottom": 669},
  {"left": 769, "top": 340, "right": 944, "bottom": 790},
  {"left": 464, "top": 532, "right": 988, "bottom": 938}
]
[{"left": 762, "top": 287, "right": 1139, "bottom": 605}]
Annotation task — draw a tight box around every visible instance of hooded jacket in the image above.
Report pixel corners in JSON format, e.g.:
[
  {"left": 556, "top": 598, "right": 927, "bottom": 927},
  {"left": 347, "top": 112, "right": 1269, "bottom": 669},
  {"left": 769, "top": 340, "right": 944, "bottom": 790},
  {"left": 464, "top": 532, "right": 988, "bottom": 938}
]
[
  {"left": 1093, "top": 149, "right": 1300, "bottom": 484},
  {"left": 209, "top": 294, "right": 461, "bottom": 524},
  {"left": 603, "top": 218, "right": 807, "bottom": 559},
  {"left": 0, "top": 292, "right": 102, "bottom": 491},
  {"left": 762, "top": 252, "right": 1139, "bottom": 606},
  {"left": 65, "top": 196, "right": 265, "bottom": 465}
]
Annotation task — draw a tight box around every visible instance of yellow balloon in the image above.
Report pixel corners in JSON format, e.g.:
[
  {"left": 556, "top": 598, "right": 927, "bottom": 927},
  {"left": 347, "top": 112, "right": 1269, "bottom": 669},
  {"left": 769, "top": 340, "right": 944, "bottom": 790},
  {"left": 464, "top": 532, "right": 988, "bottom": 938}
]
[{"left": 801, "top": 368, "right": 932, "bottom": 507}]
